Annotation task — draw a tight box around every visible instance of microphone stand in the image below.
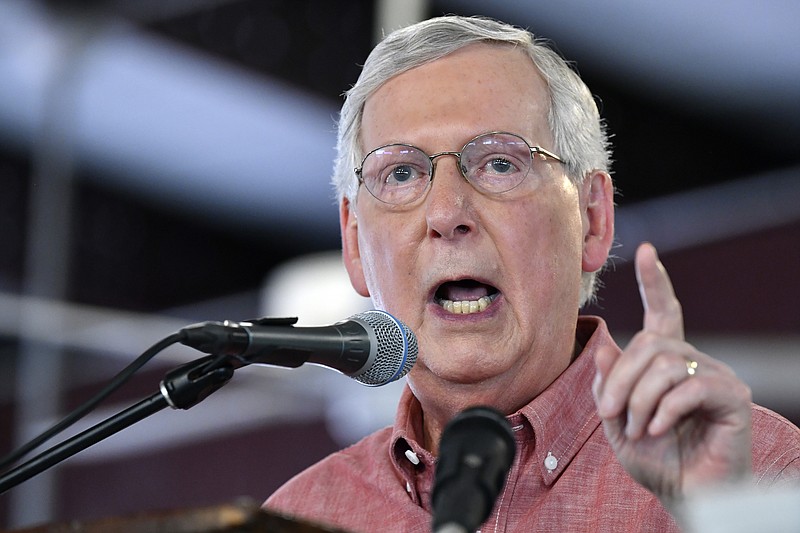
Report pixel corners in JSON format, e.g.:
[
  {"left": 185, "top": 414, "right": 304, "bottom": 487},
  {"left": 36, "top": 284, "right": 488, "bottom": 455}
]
[{"left": 0, "top": 354, "right": 235, "bottom": 494}]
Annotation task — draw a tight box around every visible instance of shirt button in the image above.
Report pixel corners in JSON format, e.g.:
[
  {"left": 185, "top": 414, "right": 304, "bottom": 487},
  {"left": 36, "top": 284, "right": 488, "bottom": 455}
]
[
  {"left": 404, "top": 449, "right": 420, "bottom": 465},
  {"left": 544, "top": 452, "right": 558, "bottom": 472}
]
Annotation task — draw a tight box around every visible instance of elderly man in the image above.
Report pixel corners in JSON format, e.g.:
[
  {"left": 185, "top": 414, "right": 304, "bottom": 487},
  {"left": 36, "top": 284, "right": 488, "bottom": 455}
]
[{"left": 265, "top": 15, "right": 800, "bottom": 532}]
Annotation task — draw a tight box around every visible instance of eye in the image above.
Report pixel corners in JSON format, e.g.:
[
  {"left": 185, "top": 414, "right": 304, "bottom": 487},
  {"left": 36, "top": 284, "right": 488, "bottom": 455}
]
[
  {"left": 487, "top": 157, "right": 517, "bottom": 175},
  {"left": 465, "top": 145, "right": 531, "bottom": 193},
  {"left": 463, "top": 135, "right": 530, "bottom": 181},
  {"left": 474, "top": 154, "right": 525, "bottom": 177},
  {"left": 385, "top": 164, "right": 419, "bottom": 184},
  {"left": 371, "top": 161, "right": 428, "bottom": 200}
]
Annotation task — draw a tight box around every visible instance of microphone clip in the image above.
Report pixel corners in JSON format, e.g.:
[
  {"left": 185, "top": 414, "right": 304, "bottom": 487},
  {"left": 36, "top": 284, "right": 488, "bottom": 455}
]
[
  {"left": 163, "top": 316, "right": 303, "bottom": 410},
  {"left": 159, "top": 355, "right": 235, "bottom": 410}
]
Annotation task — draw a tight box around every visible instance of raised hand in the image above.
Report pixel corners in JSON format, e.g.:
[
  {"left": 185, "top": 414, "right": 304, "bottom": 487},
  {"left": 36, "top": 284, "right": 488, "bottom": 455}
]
[{"left": 593, "top": 242, "right": 753, "bottom": 503}]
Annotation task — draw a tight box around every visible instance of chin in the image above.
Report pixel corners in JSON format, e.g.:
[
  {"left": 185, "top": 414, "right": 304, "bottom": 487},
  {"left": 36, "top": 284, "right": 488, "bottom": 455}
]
[{"left": 415, "top": 351, "right": 515, "bottom": 386}]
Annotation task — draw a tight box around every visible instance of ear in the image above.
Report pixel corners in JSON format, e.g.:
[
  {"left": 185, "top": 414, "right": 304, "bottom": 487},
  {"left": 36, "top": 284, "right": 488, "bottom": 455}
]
[
  {"left": 580, "top": 170, "right": 615, "bottom": 273},
  {"left": 340, "top": 198, "right": 370, "bottom": 297}
]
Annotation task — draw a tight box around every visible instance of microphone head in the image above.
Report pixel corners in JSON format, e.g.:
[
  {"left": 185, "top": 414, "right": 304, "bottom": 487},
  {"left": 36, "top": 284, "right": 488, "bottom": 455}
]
[
  {"left": 432, "top": 406, "right": 516, "bottom": 532},
  {"left": 349, "top": 310, "right": 417, "bottom": 386}
]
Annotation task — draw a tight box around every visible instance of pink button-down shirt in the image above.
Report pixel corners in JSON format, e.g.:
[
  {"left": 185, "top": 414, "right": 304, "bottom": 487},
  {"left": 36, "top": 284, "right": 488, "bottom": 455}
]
[{"left": 265, "top": 317, "right": 800, "bottom": 532}]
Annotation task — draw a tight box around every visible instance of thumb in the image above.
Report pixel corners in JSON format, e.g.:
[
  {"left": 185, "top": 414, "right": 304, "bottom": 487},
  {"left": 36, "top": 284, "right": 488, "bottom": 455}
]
[
  {"left": 593, "top": 345, "right": 627, "bottom": 444},
  {"left": 593, "top": 344, "right": 618, "bottom": 409}
]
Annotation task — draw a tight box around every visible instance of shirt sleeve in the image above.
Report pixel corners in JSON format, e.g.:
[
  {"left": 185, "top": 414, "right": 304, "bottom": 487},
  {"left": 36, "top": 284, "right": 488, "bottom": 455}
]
[{"left": 750, "top": 404, "right": 800, "bottom": 487}]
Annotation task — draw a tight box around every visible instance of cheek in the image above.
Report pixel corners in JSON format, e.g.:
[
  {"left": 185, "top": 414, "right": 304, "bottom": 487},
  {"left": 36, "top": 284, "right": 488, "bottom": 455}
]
[
  {"left": 357, "top": 223, "right": 416, "bottom": 311},
  {"left": 503, "top": 197, "right": 585, "bottom": 297},
  {"left": 357, "top": 231, "right": 386, "bottom": 307}
]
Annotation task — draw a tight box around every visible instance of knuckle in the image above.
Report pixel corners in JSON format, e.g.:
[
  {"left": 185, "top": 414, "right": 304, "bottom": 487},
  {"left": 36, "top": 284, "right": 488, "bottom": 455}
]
[
  {"left": 734, "top": 381, "right": 753, "bottom": 404},
  {"left": 714, "top": 359, "right": 738, "bottom": 379},
  {"left": 655, "top": 392, "right": 682, "bottom": 420},
  {"left": 667, "top": 298, "right": 682, "bottom": 316},
  {"left": 650, "top": 353, "right": 674, "bottom": 373},
  {"left": 629, "top": 330, "right": 658, "bottom": 351},
  {"left": 627, "top": 390, "right": 647, "bottom": 413}
]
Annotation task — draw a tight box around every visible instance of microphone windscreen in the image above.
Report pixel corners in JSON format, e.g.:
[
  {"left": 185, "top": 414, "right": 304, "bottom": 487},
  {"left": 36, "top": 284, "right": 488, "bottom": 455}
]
[{"left": 350, "top": 310, "right": 418, "bottom": 386}]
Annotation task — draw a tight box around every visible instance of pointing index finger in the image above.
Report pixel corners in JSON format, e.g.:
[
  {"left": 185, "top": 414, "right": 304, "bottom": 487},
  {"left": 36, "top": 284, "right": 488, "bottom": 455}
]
[{"left": 635, "top": 242, "right": 684, "bottom": 340}]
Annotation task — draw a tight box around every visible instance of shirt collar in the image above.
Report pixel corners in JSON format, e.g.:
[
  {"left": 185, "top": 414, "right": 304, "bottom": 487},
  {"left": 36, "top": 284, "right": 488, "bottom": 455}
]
[
  {"left": 518, "top": 316, "right": 613, "bottom": 485},
  {"left": 389, "top": 316, "right": 617, "bottom": 486},
  {"left": 391, "top": 385, "right": 431, "bottom": 465}
]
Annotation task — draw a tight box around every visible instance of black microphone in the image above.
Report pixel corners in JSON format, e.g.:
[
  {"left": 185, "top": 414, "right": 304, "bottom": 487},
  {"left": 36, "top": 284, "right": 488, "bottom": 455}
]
[
  {"left": 178, "top": 310, "right": 417, "bottom": 386},
  {"left": 432, "top": 406, "right": 516, "bottom": 533}
]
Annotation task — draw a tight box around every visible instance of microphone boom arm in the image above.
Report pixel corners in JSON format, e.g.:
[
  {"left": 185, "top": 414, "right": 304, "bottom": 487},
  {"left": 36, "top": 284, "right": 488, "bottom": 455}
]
[{"left": 0, "top": 353, "right": 236, "bottom": 494}]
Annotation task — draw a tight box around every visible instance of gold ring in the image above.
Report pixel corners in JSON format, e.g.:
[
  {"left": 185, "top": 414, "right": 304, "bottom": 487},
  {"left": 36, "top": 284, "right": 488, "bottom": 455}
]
[{"left": 686, "top": 359, "right": 698, "bottom": 376}]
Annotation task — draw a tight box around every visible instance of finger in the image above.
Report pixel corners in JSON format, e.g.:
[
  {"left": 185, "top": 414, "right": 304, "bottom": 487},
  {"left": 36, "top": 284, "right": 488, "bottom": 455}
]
[
  {"left": 647, "top": 360, "right": 749, "bottom": 437},
  {"left": 624, "top": 350, "right": 704, "bottom": 439},
  {"left": 647, "top": 366, "right": 752, "bottom": 436},
  {"left": 596, "top": 332, "right": 691, "bottom": 419},
  {"left": 635, "top": 243, "right": 684, "bottom": 340}
]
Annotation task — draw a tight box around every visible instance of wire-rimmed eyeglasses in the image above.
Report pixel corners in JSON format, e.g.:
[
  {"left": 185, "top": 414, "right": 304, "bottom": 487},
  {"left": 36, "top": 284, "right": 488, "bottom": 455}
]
[{"left": 354, "top": 131, "right": 565, "bottom": 205}]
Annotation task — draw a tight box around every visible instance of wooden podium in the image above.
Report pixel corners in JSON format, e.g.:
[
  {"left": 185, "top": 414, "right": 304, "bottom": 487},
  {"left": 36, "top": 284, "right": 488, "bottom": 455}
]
[{"left": 4, "top": 500, "right": 350, "bottom": 533}]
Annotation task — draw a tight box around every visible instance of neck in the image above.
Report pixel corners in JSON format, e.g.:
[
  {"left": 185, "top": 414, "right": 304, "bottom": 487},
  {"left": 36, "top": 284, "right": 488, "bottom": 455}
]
[
  {"left": 410, "top": 371, "right": 548, "bottom": 455},
  {"left": 410, "top": 338, "right": 584, "bottom": 455}
]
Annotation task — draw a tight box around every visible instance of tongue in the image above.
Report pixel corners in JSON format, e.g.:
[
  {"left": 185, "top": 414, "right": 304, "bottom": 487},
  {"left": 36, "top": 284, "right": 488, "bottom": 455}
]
[{"left": 439, "top": 280, "right": 492, "bottom": 301}]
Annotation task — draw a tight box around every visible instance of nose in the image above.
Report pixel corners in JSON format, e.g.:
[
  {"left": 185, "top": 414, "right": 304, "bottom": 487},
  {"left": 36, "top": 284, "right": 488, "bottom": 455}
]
[{"left": 424, "top": 153, "right": 477, "bottom": 240}]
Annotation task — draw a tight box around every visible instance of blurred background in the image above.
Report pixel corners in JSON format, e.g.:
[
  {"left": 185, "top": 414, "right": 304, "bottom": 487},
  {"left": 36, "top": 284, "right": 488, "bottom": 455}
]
[{"left": 0, "top": 0, "right": 798, "bottom": 529}]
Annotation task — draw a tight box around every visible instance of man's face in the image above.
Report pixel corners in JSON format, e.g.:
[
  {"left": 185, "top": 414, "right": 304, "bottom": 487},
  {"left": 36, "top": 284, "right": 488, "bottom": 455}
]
[{"left": 341, "top": 44, "right": 609, "bottom": 408}]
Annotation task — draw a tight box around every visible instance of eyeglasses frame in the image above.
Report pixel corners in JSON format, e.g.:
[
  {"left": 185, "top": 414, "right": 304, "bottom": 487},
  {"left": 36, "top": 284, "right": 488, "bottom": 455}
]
[{"left": 354, "top": 131, "right": 566, "bottom": 205}]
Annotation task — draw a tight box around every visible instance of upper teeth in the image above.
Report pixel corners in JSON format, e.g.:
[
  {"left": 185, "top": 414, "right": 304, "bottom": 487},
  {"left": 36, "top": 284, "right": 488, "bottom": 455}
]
[{"left": 440, "top": 295, "right": 493, "bottom": 314}]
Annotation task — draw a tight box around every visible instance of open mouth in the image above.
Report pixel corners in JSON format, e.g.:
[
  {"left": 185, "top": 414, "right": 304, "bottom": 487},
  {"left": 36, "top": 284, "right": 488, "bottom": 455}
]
[{"left": 434, "top": 279, "right": 500, "bottom": 315}]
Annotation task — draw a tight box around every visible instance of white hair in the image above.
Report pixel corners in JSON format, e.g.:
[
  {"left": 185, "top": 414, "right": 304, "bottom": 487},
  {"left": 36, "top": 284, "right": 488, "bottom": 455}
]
[{"left": 332, "top": 15, "right": 613, "bottom": 306}]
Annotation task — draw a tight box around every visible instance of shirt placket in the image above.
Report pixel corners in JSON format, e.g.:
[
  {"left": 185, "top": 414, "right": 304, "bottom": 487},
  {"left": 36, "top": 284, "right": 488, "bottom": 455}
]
[
  {"left": 395, "top": 441, "right": 436, "bottom": 512},
  {"left": 478, "top": 416, "right": 534, "bottom": 532}
]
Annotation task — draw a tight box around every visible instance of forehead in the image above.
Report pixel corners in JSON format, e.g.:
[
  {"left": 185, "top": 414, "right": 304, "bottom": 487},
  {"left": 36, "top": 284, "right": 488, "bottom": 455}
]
[{"left": 361, "top": 43, "right": 552, "bottom": 148}]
